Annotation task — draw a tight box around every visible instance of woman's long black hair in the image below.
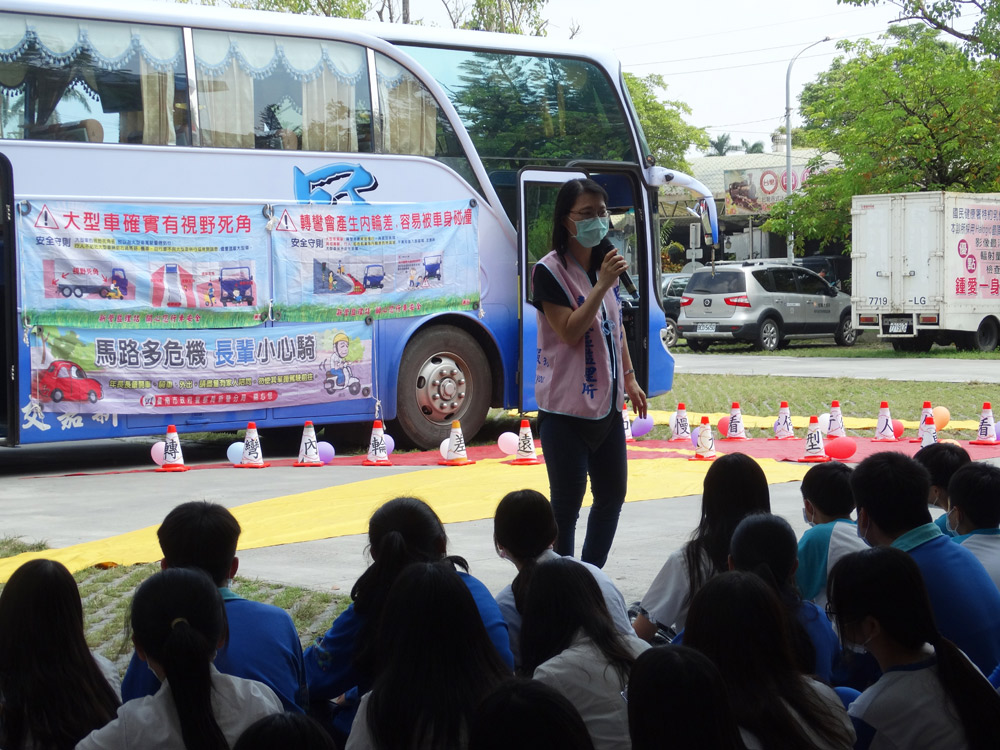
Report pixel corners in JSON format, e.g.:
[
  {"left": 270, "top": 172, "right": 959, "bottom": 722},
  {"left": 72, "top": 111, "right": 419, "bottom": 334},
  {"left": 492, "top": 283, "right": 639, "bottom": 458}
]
[
  {"left": 351, "top": 496, "right": 468, "bottom": 682},
  {"left": 130, "top": 567, "right": 230, "bottom": 750},
  {"left": 0, "top": 559, "right": 120, "bottom": 750},
  {"left": 493, "top": 489, "right": 557, "bottom": 610},
  {"left": 685, "top": 571, "right": 854, "bottom": 750},
  {"left": 829, "top": 547, "right": 1000, "bottom": 749},
  {"left": 366, "top": 562, "right": 511, "bottom": 749},
  {"left": 683, "top": 452, "right": 770, "bottom": 600},
  {"left": 519, "top": 558, "right": 637, "bottom": 686}
]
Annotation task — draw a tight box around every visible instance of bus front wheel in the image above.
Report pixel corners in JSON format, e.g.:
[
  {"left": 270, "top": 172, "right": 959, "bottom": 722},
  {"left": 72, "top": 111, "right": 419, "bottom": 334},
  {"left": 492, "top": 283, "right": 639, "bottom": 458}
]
[{"left": 394, "top": 325, "right": 491, "bottom": 450}]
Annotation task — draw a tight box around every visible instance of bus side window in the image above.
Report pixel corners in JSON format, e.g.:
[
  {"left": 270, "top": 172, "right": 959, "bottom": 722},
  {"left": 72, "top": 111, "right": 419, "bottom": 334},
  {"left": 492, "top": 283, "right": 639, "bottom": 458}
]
[
  {"left": 374, "top": 53, "right": 440, "bottom": 158},
  {"left": 192, "top": 31, "right": 370, "bottom": 152},
  {"left": 0, "top": 13, "right": 185, "bottom": 146}
]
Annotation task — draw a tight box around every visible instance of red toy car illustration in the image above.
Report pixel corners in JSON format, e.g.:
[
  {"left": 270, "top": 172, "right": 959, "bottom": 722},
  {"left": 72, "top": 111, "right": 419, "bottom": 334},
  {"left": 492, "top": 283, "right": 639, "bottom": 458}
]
[{"left": 31, "top": 360, "right": 103, "bottom": 403}]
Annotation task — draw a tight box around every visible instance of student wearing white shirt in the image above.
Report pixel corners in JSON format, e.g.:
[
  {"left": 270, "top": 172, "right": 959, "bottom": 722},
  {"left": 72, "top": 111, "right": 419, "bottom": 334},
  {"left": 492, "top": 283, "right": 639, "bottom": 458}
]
[
  {"left": 77, "top": 568, "right": 281, "bottom": 750},
  {"left": 947, "top": 462, "right": 1000, "bottom": 590}
]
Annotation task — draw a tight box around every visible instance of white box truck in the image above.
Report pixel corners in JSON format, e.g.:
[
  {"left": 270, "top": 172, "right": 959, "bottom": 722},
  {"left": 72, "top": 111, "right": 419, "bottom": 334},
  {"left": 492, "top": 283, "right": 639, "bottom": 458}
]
[{"left": 852, "top": 191, "right": 1000, "bottom": 351}]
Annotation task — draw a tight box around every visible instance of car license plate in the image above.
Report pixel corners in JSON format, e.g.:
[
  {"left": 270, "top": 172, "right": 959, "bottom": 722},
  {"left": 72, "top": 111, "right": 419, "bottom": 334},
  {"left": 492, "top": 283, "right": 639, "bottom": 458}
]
[
  {"left": 888, "top": 322, "right": 908, "bottom": 333},
  {"left": 697, "top": 323, "right": 716, "bottom": 333}
]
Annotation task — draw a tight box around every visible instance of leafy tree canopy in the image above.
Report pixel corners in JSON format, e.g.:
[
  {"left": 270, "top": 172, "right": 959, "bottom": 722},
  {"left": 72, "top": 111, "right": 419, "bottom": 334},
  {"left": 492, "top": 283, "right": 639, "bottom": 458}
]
[
  {"left": 705, "top": 132, "right": 736, "bottom": 156},
  {"left": 623, "top": 73, "right": 706, "bottom": 171},
  {"left": 763, "top": 25, "right": 1000, "bottom": 250},
  {"left": 839, "top": 0, "right": 1000, "bottom": 57},
  {"left": 740, "top": 139, "right": 765, "bottom": 154}
]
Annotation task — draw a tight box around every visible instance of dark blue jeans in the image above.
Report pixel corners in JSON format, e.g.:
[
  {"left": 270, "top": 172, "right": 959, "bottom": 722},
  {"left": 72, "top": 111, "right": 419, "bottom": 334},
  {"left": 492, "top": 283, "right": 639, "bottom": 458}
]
[{"left": 540, "top": 412, "right": 627, "bottom": 568}]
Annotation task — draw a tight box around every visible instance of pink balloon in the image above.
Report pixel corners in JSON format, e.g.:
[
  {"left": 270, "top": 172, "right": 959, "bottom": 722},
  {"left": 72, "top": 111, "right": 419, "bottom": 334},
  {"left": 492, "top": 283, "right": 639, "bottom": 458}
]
[
  {"left": 691, "top": 425, "right": 701, "bottom": 447},
  {"left": 317, "top": 441, "right": 335, "bottom": 463},
  {"left": 717, "top": 416, "right": 730, "bottom": 435},
  {"left": 151, "top": 441, "right": 166, "bottom": 466},
  {"left": 384, "top": 434, "right": 395, "bottom": 456},
  {"left": 497, "top": 431, "right": 519, "bottom": 455},
  {"left": 892, "top": 419, "right": 905, "bottom": 439},
  {"left": 825, "top": 437, "right": 857, "bottom": 460},
  {"left": 631, "top": 415, "right": 654, "bottom": 438}
]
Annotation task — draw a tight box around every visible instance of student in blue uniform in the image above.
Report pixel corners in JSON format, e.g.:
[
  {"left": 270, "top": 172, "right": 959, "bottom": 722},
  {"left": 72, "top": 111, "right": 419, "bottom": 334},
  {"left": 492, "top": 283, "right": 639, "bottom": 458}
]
[
  {"left": 946, "top": 462, "right": 1000, "bottom": 590},
  {"left": 121, "top": 502, "right": 308, "bottom": 713},
  {"left": 913, "top": 442, "right": 971, "bottom": 534}
]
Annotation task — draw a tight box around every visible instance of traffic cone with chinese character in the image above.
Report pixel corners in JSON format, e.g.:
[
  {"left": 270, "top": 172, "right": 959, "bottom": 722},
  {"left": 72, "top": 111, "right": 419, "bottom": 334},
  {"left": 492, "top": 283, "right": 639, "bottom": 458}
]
[
  {"left": 156, "top": 425, "right": 190, "bottom": 472},
  {"left": 827, "top": 400, "right": 847, "bottom": 439},
  {"left": 669, "top": 403, "right": 692, "bottom": 442},
  {"left": 911, "top": 401, "right": 933, "bottom": 443},
  {"left": 770, "top": 401, "right": 796, "bottom": 440},
  {"left": 439, "top": 420, "right": 476, "bottom": 466},
  {"left": 689, "top": 415, "right": 716, "bottom": 461},
  {"left": 971, "top": 403, "right": 1000, "bottom": 445},
  {"left": 511, "top": 419, "right": 543, "bottom": 465},
  {"left": 797, "top": 416, "right": 831, "bottom": 463},
  {"left": 362, "top": 420, "right": 392, "bottom": 466},
  {"left": 622, "top": 407, "right": 635, "bottom": 443},
  {"left": 873, "top": 401, "right": 897, "bottom": 442},
  {"left": 235, "top": 422, "right": 270, "bottom": 468},
  {"left": 722, "top": 402, "right": 749, "bottom": 440},
  {"left": 921, "top": 414, "right": 938, "bottom": 447},
  {"left": 293, "top": 421, "right": 324, "bottom": 467}
]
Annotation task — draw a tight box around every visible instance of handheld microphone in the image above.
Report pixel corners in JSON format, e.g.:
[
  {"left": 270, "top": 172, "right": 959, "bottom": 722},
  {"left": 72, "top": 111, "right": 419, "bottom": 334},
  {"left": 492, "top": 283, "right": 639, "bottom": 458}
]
[{"left": 599, "top": 239, "right": 638, "bottom": 297}]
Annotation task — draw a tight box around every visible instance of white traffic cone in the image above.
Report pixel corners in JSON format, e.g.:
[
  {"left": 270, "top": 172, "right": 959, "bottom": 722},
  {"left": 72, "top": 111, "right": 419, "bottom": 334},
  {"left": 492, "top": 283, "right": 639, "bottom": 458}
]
[
  {"left": 771, "top": 401, "right": 796, "bottom": 440},
  {"left": 873, "top": 401, "right": 897, "bottom": 442},
  {"left": 723, "top": 401, "right": 748, "bottom": 440},
  {"left": 157, "top": 424, "right": 190, "bottom": 472},
  {"left": 669, "top": 403, "right": 691, "bottom": 442},
  {"left": 293, "top": 421, "right": 324, "bottom": 467},
  {"left": 689, "top": 415, "right": 717, "bottom": 461},
  {"left": 363, "top": 420, "right": 392, "bottom": 466},
  {"left": 912, "top": 401, "right": 933, "bottom": 443},
  {"left": 798, "top": 416, "right": 831, "bottom": 463},
  {"left": 511, "top": 419, "right": 543, "bottom": 465},
  {"left": 235, "top": 422, "right": 270, "bottom": 468},
  {"left": 439, "top": 420, "right": 476, "bottom": 466},
  {"left": 921, "top": 415, "right": 938, "bottom": 447},
  {"left": 827, "top": 400, "right": 847, "bottom": 439},
  {"left": 971, "top": 402, "right": 999, "bottom": 445},
  {"left": 622, "top": 407, "right": 635, "bottom": 442}
]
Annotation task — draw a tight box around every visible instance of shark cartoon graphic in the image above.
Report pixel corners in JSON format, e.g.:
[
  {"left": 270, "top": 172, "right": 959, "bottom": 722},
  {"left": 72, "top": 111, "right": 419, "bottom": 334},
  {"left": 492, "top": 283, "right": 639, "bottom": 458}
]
[{"left": 293, "top": 163, "right": 379, "bottom": 203}]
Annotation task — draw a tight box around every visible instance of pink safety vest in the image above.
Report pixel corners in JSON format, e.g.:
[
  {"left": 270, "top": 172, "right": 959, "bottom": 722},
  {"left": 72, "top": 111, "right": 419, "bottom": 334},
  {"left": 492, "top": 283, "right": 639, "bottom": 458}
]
[{"left": 533, "top": 250, "right": 625, "bottom": 420}]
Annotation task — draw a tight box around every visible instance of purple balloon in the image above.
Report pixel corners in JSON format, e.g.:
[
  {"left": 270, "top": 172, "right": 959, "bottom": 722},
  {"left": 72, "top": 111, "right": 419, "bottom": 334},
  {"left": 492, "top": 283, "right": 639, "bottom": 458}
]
[
  {"left": 631, "top": 415, "right": 654, "bottom": 438},
  {"left": 384, "top": 434, "right": 395, "bottom": 455},
  {"left": 691, "top": 425, "right": 701, "bottom": 447},
  {"left": 317, "top": 441, "right": 335, "bottom": 464}
]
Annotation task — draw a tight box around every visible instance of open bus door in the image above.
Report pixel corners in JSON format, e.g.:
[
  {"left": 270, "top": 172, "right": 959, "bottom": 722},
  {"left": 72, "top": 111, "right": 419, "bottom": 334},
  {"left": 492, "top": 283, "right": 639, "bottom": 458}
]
[
  {"left": 0, "top": 153, "right": 15, "bottom": 445},
  {"left": 517, "top": 167, "right": 651, "bottom": 413}
]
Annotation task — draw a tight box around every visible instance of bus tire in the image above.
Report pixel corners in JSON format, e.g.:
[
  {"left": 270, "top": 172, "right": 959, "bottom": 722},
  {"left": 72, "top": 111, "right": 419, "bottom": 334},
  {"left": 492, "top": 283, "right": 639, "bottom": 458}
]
[{"left": 394, "top": 325, "right": 491, "bottom": 450}]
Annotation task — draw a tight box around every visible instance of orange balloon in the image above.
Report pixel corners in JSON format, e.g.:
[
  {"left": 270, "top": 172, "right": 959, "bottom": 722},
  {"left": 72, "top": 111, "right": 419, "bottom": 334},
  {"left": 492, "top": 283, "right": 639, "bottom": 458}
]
[
  {"left": 892, "top": 419, "right": 905, "bottom": 439},
  {"left": 932, "top": 406, "right": 950, "bottom": 430},
  {"left": 718, "top": 416, "right": 730, "bottom": 435}
]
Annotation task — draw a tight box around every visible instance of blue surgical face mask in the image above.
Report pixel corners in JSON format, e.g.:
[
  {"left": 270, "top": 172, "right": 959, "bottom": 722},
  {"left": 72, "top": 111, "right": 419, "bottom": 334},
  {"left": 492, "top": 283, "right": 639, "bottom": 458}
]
[
  {"left": 802, "top": 508, "right": 814, "bottom": 528},
  {"left": 857, "top": 518, "right": 872, "bottom": 547},
  {"left": 572, "top": 216, "right": 609, "bottom": 248},
  {"left": 946, "top": 507, "right": 959, "bottom": 536}
]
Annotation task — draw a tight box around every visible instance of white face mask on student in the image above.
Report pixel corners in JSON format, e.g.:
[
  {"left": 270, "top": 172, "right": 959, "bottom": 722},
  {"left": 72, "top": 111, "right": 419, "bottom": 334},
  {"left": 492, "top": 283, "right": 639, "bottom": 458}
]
[{"left": 946, "top": 506, "right": 960, "bottom": 536}]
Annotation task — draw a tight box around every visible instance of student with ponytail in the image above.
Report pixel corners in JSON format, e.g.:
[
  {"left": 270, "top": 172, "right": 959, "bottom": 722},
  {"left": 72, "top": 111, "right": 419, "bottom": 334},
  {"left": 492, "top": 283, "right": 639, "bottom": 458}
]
[
  {"left": 76, "top": 567, "right": 281, "bottom": 749},
  {"left": 828, "top": 546, "right": 1000, "bottom": 750},
  {"left": 305, "top": 497, "right": 512, "bottom": 741}
]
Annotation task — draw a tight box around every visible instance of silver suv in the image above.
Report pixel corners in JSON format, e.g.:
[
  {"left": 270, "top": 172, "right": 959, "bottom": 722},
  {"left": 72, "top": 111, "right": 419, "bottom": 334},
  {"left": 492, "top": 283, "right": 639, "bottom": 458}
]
[{"left": 677, "top": 261, "right": 857, "bottom": 351}]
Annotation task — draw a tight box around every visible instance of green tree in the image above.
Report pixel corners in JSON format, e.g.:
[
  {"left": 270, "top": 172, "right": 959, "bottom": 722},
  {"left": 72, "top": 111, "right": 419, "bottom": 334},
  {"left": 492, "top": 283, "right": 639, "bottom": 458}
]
[
  {"left": 623, "top": 73, "right": 706, "bottom": 171},
  {"left": 771, "top": 124, "right": 826, "bottom": 150},
  {"left": 705, "top": 133, "right": 736, "bottom": 156},
  {"left": 177, "top": 0, "right": 366, "bottom": 18},
  {"left": 763, "top": 27, "right": 1000, "bottom": 250},
  {"left": 740, "top": 138, "right": 764, "bottom": 154},
  {"left": 840, "top": 0, "right": 1000, "bottom": 57},
  {"left": 461, "top": 0, "right": 548, "bottom": 34}
]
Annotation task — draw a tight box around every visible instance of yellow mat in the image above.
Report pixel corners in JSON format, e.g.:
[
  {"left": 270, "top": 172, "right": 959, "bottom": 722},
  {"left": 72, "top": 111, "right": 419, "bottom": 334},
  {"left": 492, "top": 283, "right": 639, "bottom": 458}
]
[{"left": 0, "top": 453, "right": 808, "bottom": 582}]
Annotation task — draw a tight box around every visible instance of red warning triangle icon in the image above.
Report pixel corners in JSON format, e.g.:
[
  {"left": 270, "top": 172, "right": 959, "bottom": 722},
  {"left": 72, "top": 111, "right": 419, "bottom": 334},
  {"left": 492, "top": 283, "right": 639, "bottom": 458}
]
[
  {"left": 275, "top": 210, "right": 297, "bottom": 232},
  {"left": 34, "top": 204, "right": 60, "bottom": 230}
]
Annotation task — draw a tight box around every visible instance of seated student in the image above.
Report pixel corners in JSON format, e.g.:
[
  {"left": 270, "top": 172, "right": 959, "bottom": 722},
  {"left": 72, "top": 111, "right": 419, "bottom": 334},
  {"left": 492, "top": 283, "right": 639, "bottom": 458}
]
[
  {"left": 235, "top": 712, "right": 337, "bottom": 750},
  {"left": 685, "top": 572, "right": 855, "bottom": 750},
  {"left": 306, "top": 497, "right": 512, "bottom": 742},
  {"left": 78, "top": 568, "right": 282, "bottom": 749},
  {"left": 469, "top": 679, "right": 596, "bottom": 750},
  {"left": 121, "top": 502, "right": 308, "bottom": 713},
  {"left": 729, "top": 513, "right": 840, "bottom": 684},
  {"left": 520, "top": 558, "right": 649, "bottom": 750},
  {"left": 633, "top": 453, "right": 770, "bottom": 642},
  {"left": 627, "top": 645, "right": 747, "bottom": 750},
  {"left": 914, "top": 442, "right": 971, "bottom": 534},
  {"left": 0, "top": 559, "right": 120, "bottom": 750},
  {"left": 852, "top": 452, "right": 1000, "bottom": 674},
  {"left": 493, "top": 489, "right": 632, "bottom": 666},
  {"left": 828, "top": 547, "right": 1000, "bottom": 750},
  {"left": 345, "top": 562, "right": 511, "bottom": 750},
  {"left": 796, "top": 462, "right": 868, "bottom": 609},
  {"left": 947, "top": 462, "right": 1000, "bottom": 590}
]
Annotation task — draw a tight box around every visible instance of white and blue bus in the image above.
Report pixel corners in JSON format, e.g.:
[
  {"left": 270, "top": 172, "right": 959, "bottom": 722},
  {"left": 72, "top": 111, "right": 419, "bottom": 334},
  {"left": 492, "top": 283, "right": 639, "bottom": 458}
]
[{"left": 0, "top": 0, "right": 716, "bottom": 449}]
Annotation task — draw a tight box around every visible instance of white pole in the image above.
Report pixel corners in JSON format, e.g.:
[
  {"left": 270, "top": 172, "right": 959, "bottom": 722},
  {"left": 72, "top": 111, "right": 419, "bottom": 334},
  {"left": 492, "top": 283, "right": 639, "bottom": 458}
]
[{"left": 786, "top": 37, "right": 830, "bottom": 262}]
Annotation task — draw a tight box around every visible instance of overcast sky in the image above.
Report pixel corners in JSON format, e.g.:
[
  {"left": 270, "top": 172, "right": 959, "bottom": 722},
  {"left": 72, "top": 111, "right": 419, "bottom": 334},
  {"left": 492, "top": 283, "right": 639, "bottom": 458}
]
[{"left": 409, "top": 0, "right": 977, "bottom": 155}]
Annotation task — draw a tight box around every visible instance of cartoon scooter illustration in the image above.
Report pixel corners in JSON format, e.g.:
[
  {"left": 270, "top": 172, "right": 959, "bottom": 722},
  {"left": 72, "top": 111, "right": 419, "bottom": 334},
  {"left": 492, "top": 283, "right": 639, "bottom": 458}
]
[{"left": 322, "top": 332, "right": 362, "bottom": 395}]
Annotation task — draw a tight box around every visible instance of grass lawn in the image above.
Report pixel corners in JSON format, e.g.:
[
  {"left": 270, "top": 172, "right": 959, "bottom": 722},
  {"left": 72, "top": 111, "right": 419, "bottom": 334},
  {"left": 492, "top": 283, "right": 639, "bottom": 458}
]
[{"left": 671, "top": 335, "right": 1000, "bottom": 360}]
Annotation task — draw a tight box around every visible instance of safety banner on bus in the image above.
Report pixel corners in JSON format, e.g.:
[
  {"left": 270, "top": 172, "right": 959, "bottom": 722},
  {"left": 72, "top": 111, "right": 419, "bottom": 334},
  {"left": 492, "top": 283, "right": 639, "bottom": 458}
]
[
  {"left": 270, "top": 199, "right": 480, "bottom": 322},
  {"left": 17, "top": 200, "right": 271, "bottom": 329},
  {"left": 27, "top": 322, "right": 371, "bottom": 414}
]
